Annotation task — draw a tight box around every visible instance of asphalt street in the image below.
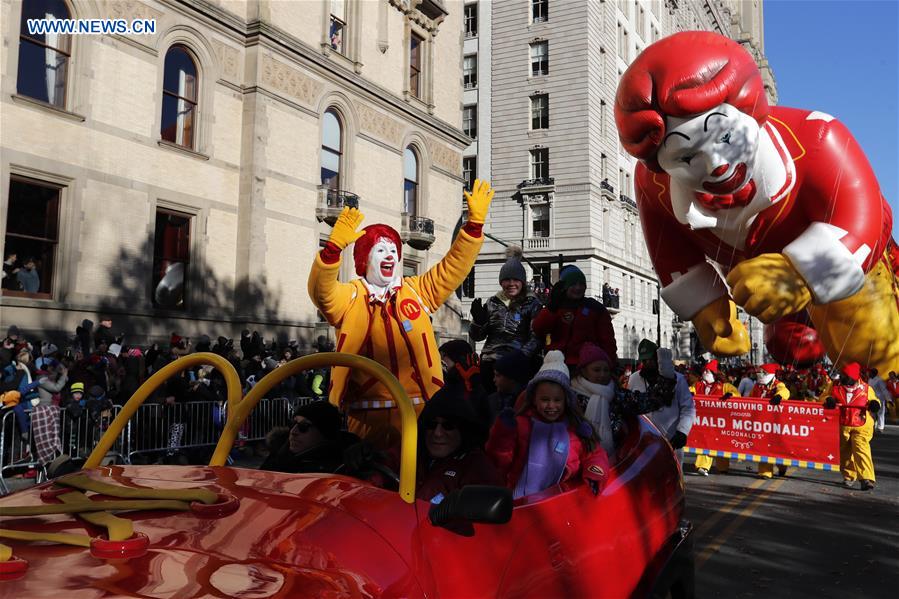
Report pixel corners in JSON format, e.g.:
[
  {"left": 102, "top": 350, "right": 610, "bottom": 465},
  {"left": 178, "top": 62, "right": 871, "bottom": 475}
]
[{"left": 684, "top": 424, "right": 899, "bottom": 598}]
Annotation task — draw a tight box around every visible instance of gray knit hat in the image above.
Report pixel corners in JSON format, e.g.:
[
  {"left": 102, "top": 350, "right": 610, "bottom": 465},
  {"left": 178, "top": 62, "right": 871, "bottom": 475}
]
[
  {"left": 498, "top": 258, "right": 526, "bottom": 283},
  {"left": 526, "top": 350, "right": 577, "bottom": 406}
]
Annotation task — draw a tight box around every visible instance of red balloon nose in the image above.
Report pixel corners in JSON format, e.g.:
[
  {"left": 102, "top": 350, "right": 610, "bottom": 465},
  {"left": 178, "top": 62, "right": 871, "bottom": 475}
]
[{"left": 711, "top": 164, "right": 730, "bottom": 177}]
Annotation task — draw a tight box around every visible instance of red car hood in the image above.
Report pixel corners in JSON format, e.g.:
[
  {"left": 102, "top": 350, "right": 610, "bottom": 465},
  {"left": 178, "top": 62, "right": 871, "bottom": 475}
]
[{"left": 0, "top": 465, "right": 425, "bottom": 598}]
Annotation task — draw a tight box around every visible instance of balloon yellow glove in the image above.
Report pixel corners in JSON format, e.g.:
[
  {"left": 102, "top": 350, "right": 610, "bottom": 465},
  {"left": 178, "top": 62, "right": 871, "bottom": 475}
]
[
  {"left": 328, "top": 207, "right": 366, "bottom": 250},
  {"left": 464, "top": 179, "right": 496, "bottom": 224},
  {"left": 726, "top": 253, "right": 812, "bottom": 324},
  {"left": 691, "top": 296, "right": 751, "bottom": 356}
]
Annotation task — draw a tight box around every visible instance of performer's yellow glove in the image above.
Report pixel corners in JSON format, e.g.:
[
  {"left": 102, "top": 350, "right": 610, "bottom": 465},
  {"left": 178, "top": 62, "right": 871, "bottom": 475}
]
[
  {"left": 464, "top": 179, "right": 495, "bottom": 224},
  {"left": 691, "top": 296, "right": 751, "bottom": 356},
  {"left": 328, "top": 207, "right": 366, "bottom": 250},
  {"left": 726, "top": 253, "right": 812, "bottom": 324}
]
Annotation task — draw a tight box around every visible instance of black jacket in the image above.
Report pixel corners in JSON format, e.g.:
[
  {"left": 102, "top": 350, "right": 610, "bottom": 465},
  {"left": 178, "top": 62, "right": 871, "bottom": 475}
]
[
  {"left": 260, "top": 428, "right": 360, "bottom": 475},
  {"left": 469, "top": 293, "right": 543, "bottom": 361}
]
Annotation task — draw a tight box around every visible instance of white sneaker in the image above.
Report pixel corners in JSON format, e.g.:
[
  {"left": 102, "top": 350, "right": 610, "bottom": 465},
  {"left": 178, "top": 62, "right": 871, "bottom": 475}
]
[{"left": 697, "top": 468, "right": 709, "bottom": 477}]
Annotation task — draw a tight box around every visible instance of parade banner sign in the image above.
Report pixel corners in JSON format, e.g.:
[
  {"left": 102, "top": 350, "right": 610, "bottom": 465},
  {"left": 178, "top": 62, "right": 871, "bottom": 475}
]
[{"left": 684, "top": 396, "right": 840, "bottom": 470}]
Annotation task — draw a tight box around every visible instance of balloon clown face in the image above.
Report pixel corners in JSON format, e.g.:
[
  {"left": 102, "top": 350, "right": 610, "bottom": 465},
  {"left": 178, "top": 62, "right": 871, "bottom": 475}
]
[
  {"left": 656, "top": 103, "right": 761, "bottom": 200},
  {"left": 365, "top": 238, "right": 399, "bottom": 288}
]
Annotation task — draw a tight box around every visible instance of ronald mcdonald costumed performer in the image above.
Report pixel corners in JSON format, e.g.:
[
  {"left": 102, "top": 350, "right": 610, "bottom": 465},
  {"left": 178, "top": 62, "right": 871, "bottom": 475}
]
[
  {"left": 614, "top": 31, "right": 899, "bottom": 375},
  {"left": 308, "top": 179, "right": 495, "bottom": 448}
]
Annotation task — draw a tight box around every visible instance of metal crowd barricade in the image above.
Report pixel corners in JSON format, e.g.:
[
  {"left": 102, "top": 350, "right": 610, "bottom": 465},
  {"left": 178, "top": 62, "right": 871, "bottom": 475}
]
[
  {"left": 1, "top": 396, "right": 309, "bottom": 493},
  {"left": 126, "top": 397, "right": 303, "bottom": 461},
  {"left": 0, "top": 408, "right": 46, "bottom": 495},
  {"left": 58, "top": 405, "right": 128, "bottom": 466}
]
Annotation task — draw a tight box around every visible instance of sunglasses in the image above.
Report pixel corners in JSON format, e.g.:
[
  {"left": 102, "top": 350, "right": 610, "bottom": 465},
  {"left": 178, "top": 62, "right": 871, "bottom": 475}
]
[
  {"left": 423, "top": 419, "right": 458, "bottom": 432},
  {"left": 292, "top": 420, "right": 315, "bottom": 433}
]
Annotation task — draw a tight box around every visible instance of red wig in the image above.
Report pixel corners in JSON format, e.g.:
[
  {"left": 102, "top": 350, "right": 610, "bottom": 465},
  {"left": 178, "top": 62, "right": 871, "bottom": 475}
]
[
  {"left": 352, "top": 224, "right": 403, "bottom": 276},
  {"left": 614, "top": 31, "right": 769, "bottom": 172}
]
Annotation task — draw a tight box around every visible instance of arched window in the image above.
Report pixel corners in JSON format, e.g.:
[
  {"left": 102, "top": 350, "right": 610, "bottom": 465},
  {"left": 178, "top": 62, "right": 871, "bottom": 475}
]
[
  {"left": 161, "top": 45, "right": 198, "bottom": 148},
  {"left": 321, "top": 109, "right": 343, "bottom": 190},
  {"left": 17, "top": 0, "right": 71, "bottom": 107},
  {"left": 404, "top": 147, "right": 419, "bottom": 216}
]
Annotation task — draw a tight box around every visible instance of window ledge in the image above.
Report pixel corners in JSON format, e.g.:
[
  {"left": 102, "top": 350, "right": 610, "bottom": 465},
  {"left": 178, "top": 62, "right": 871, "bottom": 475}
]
[
  {"left": 157, "top": 140, "right": 210, "bottom": 161},
  {"left": 527, "top": 130, "right": 550, "bottom": 138},
  {"left": 1, "top": 290, "right": 54, "bottom": 302},
  {"left": 10, "top": 94, "right": 85, "bottom": 122}
]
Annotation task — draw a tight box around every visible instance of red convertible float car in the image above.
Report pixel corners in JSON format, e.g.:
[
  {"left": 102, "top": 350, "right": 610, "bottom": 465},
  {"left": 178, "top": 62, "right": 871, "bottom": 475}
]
[{"left": 0, "top": 352, "right": 693, "bottom": 598}]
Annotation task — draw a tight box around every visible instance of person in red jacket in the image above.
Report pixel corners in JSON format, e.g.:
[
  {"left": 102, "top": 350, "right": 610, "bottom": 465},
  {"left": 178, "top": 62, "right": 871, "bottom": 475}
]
[
  {"left": 531, "top": 265, "right": 618, "bottom": 370},
  {"left": 823, "top": 362, "right": 881, "bottom": 490},
  {"left": 886, "top": 371, "right": 899, "bottom": 420},
  {"left": 750, "top": 363, "right": 790, "bottom": 478},
  {"left": 486, "top": 350, "right": 609, "bottom": 499}
]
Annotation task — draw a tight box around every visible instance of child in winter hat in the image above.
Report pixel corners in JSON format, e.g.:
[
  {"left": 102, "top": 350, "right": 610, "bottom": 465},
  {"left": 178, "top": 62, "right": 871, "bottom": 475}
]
[{"left": 487, "top": 350, "right": 609, "bottom": 499}]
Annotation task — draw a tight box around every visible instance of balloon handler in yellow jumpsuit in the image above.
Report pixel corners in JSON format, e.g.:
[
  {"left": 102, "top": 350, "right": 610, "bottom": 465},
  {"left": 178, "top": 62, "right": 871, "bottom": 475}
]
[
  {"left": 820, "top": 362, "right": 881, "bottom": 491},
  {"left": 692, "top": 360, "right": 739, "bottom": 475},
  {"left": 308, "top": 180, "right": 495, "bottom": 449}
]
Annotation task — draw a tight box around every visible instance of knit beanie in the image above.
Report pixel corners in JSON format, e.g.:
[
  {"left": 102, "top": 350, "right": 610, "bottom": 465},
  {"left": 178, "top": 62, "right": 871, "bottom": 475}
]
[
  {"left": 526, "top": 350, "right": 576, "bottom": 405},
  {"left": 439, "top": 339, "right": 474, "bottom": 365},
  {"left": 70, "top": 382, "right": 85, "bottom": 394},
  {"left": 498, "top": 257, "right": 526, "bottom": 284},
  {"left": 352, "top": 224, "right": 403, "bottom": 277},
  {"left": 637, "top": 338, "right": 659, "bottom": 360},
  {"left": 494, "top": 351, "right": 531, "bottom": 384},
  {"left": 293, "top": 400, "right": 342, "bottom": 440},
  {"left": 559, "top": 265, "right": 586, "bottom": 289},
  {"left": 577, "top": 343, "right": 610, "bottom": 370}
]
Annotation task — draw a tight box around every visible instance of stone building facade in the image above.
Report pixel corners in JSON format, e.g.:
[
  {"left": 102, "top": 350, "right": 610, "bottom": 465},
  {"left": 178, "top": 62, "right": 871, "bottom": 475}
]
[
  {"left": 461, "top": 0, "right": 775, "bottom": 362},
  {"left": 0, "top": 0, "right": 469, "bottom": 349}
]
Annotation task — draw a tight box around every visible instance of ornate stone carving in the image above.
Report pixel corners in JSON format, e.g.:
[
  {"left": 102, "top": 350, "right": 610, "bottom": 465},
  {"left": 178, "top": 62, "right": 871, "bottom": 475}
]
[
  {"left": 261, "top": 55, "right": 324, "bottom": 106},
  {"left": 426, "top": 137, "right": 461, "bottom": 176},
  {"left": 211, "top": 39, "right": 239, "bottom": 80},
  {"left": 106, "top": 0, "right": 162, "bottom": 28},
  {"left": 354, "top": 101, "right": 403, "bottom": 146}
]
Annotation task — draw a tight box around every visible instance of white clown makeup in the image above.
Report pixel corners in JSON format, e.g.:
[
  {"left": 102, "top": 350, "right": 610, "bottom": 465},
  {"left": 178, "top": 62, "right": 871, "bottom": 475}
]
[
  {"left": 364, "top": 237, "right": 401, "bottom": 294},
  {"left": 757, "top": 371, "right": 775, "bottom": 386},
  {"left": 702, "top": 371, "right": 715, "bottom": 384},
  {"left": 657, "top": 103, "right": 761, "bottom": 195}
]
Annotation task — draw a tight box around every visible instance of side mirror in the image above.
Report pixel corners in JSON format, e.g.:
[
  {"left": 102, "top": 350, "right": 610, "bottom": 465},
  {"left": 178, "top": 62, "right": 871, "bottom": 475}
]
[{"left": 428, "top": 485, "right": 513, "bottom": 532}]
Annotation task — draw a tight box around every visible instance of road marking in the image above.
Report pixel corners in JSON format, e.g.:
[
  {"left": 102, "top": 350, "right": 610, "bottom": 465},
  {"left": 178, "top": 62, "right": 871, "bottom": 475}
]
[
  {"left": 696, "top": 477, "right": 788, "bottom": 568},
  {"left": 693, "top": 477, "right": 767, "bottom": 540}
]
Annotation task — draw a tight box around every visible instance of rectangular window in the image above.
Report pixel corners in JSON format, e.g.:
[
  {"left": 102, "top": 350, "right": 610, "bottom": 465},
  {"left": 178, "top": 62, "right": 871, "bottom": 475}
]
[
  {"left": 3, "top": 178, "right": 60, "bottom": 297},
  {"left": 530, "top": 41, "right": 549, "bottom": 76},
  {"left": 530, "top": 147, "right": 549, "bottom": 179},
  {"left": 403, "top": 260, "right": 419, "bottom": 277},
  {"left": 462, "top": 266, "right": 476, "bottom": 298},
  {"left": 531, "top": 204, "right": 550, "bottom": 238},
  {"left": 464, "top": 3, "right": 478, "bottom": 37},
  {"left": 152, "top": 208, "right": 191, "bottom": 310},
  {"left": 531, "top": 0, "right": 548, "bottom": 23},
  {"left": 617, "top": 22, "right": 625, "bottom": 56},
  {"left": 463, "top": 54, "right": 477, "bottom": 89},
  {"left": 530, "top": 94, "right": 549, "bottom": 130},
  {"left": 463, "top": 104, "right": 478, "bottom": 138},
  {"left": 637, "top": 4, "right": 646, "bottom": 38},
  {"left": 329, "top": 0, "right": 346, "bottom": 54},
  {"left": 410, "top": 33, "right": 423, "bottom": 98},
  {"left": 462, "top": 156, "right": 477, "bottom": 191}
]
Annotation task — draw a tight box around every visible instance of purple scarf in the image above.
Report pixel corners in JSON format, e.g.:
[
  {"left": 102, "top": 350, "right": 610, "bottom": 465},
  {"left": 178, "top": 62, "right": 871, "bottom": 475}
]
[{"left": 513, "top": 419, "right": 570, "bottom": 499}]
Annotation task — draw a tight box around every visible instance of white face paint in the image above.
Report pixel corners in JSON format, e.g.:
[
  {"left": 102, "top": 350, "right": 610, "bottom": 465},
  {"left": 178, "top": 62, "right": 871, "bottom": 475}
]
[
  {"left": 657, "top": 103, "right": 761, "bottom": 194},
  {"left": 365, "top": 238, "right": 399, "bottom": 288},
  {"left": 702, "top": 371, "right": 715, "bottom": 384},
  {"left": 757, "top": 371, "right": 775, "bottom": 385}
]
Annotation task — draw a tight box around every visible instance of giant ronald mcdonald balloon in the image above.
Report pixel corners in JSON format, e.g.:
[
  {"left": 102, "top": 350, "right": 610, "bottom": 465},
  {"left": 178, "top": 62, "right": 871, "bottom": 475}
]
[
  {"left": 308, "top": 180, "right": 494, "bottom": 448},
  {"left": 614, "top": 31, "right": 899, "bottom": 374}
]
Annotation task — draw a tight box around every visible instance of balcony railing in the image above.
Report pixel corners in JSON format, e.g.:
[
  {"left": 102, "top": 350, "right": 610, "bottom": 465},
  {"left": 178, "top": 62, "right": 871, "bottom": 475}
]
[
  {"left": 619, "top": 193, "right": 638, "bottom": 211},
  {"left": 524, "top": 237, "right": 551, "bottom": 250},
  {"left": 600, "top": 179, "right": 616, "bottom": 201},
  {"left": 316, "top": 187, "right": 359, "bottom": 226},
  {"left": 517, "top": 177, "right": 555, "bottom": 189},
  {"left": 402, "top": 213, "right": 435, "bottom": 250}
]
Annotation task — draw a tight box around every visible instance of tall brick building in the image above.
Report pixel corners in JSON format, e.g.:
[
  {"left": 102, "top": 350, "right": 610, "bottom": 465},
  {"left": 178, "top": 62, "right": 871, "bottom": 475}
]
[{"left": 0, "top": 0, "right": 469, "bottom": 348}]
